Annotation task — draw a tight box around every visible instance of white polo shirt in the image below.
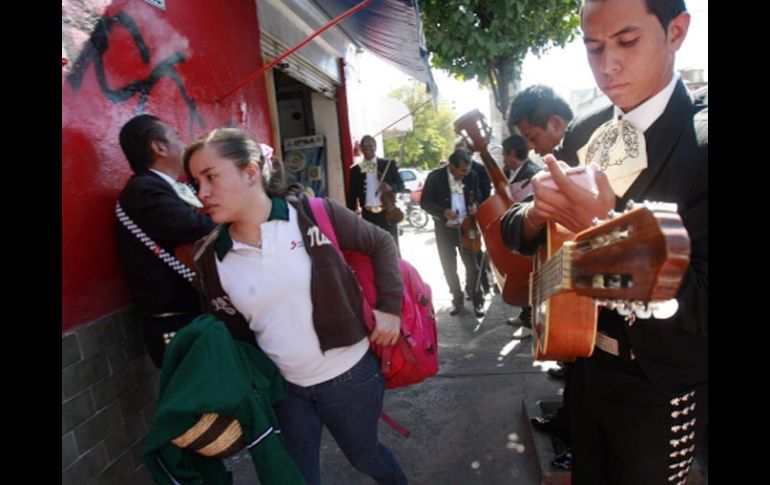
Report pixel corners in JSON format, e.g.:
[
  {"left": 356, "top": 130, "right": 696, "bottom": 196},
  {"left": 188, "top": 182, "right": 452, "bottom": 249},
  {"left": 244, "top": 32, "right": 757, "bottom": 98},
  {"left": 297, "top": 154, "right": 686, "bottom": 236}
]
[{"left": 215, "top": 201, "right": 368, "bottom": 386}]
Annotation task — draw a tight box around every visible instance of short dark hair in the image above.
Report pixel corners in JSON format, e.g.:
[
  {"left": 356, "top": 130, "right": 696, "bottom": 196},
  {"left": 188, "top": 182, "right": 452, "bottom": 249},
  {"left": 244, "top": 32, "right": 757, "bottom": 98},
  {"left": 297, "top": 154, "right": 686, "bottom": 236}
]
[
  {"left": 582, "top": 0, "right": 687, "bottom": 31},
  {"left": 360, "top": 135, "right": 376, "bottom": 147},
  {"left": 184, "top": 128, "right": 289, "bottom": 198},
  {"left": 643, "top": 0, "right": 687, "bottom": 30},
  {"left": 448, "top": 149, "right": 473, "bottom": 168},
  {"left": 118, "top": 114, "right": 168, "bottom": 172},
  {"left": 507, "top": 85, "right": 574, "bottom": 133},
  {"left": 502, "top": 134, "right": 529, "bottom": 161}
]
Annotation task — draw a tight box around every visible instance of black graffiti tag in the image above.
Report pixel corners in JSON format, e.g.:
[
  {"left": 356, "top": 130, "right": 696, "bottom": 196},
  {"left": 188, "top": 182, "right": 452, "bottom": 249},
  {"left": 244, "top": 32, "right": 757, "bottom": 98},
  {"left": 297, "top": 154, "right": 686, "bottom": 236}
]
[{"left": 66, "top": 11, "right": 204, "bottom": 136}]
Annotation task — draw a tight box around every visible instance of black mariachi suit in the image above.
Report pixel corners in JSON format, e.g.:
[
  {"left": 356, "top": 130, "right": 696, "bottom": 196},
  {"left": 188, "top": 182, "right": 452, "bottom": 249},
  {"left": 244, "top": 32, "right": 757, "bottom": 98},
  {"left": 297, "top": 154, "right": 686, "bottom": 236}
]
[
  {"left": 346, "top": 157, "right": 405, "bottom": 247},
  {"left": 470, "top": 160, "right": 492, "bottom": 201},
  {"left": 420, "top": 166, "right": 483, "bottom": 308},
  {"left": 503, "top": 158, "right": 542, "bottom": 324},
  {"left": 504, "top": 159, "right": 541, "bottom": 184},
  {"left": 501, "top": 80, "right": 708, "bottom": 484},
  {"left": 115, "top": 169, "right": 215, "bottom": 367},
  {"left": 470, "top": 160, "right": 493, "bottom": 294}
]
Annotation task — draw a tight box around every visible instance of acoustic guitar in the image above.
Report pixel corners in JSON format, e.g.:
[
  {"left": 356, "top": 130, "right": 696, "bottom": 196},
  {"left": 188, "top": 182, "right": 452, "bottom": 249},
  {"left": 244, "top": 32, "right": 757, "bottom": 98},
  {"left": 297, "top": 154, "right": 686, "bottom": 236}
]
[
  {"left": 174, "top": 242, "right": 196, "bottom": 270},
  {"left": 460, "top": 190, "right": 482, "bottom": 253},
  {"left": 454, "top": 110, "right": 532, "bottom": 306},
  {"left": 531, "top": 201, "right": 690, "bottom": 361}
]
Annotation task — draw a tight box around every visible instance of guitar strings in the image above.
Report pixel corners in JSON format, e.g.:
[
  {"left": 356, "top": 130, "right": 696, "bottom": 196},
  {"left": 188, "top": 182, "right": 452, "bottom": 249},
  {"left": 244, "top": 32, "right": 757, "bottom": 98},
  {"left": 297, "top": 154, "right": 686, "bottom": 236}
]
[{"left": 535, "top": 247, "right": 569, "bottom": 302}]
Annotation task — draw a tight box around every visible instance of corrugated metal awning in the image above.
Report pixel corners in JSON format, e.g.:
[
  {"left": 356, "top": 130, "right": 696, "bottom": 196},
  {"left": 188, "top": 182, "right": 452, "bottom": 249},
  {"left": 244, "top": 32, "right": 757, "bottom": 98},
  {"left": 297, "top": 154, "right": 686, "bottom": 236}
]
[{"left": 311, "top": 0, "right": 437, "bottom": 95}]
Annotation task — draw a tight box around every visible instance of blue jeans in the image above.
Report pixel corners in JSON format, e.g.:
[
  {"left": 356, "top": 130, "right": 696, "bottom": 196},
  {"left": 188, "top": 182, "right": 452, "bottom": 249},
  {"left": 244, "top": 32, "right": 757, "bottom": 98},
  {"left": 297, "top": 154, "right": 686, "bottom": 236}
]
[{"left": 274, "top": 351, "right": 407, "bottom": 485}]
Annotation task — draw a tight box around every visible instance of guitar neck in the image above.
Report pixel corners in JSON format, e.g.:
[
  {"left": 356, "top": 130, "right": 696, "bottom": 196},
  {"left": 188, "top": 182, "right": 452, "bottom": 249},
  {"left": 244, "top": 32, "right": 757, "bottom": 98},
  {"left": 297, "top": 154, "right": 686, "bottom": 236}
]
[{"left": 478, "top": 147, "right": 513, "bottom": 206}]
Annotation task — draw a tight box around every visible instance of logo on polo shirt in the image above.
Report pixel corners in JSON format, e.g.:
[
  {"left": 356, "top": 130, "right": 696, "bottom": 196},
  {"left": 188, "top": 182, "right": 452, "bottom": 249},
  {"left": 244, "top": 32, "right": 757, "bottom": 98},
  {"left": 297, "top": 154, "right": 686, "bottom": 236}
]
[{"left": 290, "top": 240, "right": 304, "bottom": 250}]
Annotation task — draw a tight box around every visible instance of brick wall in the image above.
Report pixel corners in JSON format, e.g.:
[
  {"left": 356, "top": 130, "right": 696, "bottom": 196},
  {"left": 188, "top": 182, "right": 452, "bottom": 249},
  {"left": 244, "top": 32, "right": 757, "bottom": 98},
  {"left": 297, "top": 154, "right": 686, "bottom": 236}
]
[{"left": 62, "top": 309, "right": 158, "bottom": 485}]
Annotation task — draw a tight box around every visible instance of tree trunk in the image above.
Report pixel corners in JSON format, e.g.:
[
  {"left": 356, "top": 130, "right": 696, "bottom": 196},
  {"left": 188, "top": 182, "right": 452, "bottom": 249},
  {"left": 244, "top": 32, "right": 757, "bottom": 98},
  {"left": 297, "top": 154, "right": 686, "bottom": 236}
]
[{"left": 488, "top": 60, "right": 520, "bottom": 120}]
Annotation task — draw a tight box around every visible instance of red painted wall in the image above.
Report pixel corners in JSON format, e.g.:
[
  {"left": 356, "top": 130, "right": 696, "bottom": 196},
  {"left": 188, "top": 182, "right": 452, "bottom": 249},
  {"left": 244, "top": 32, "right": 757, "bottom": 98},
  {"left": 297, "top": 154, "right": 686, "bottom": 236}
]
[{"left": 62, "top": 0, "right": 273, "bottom": 331}]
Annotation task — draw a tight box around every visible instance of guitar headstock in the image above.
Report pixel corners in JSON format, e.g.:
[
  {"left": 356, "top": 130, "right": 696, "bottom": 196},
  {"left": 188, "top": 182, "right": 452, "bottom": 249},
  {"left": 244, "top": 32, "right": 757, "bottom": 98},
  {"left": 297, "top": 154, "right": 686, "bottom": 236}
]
[
  {"left": 567, "top": 200, "right": 690, "bottom": 304},
  {"left": 454, "top": 110, "right": 491, "bottom": 153}
]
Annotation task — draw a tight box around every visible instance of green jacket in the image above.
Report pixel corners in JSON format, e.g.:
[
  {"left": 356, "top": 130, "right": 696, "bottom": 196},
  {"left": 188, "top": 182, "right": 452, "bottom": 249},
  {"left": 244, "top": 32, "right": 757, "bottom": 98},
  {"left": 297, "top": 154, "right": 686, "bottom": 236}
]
[{"left": 143, "top": 315, "right": 303, "bottom": 484}]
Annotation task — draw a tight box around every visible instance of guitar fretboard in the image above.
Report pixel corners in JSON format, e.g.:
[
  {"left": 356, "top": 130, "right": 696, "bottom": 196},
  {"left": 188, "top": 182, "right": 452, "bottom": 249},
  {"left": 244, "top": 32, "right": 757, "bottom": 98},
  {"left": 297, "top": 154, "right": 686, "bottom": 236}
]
[{"left": 532, "top": 242, "right": 574, "bottom": 303}]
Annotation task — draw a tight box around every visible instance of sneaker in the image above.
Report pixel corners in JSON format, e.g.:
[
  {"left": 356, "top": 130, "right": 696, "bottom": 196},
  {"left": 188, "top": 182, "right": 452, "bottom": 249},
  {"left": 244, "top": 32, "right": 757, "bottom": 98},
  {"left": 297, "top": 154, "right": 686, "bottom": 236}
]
[
  {"left": 449, "top": 304, "right": 464, "bottom": 316},
  {"left": 531, "top": 409, "right": 569, "bottom": 438},
  {"left": 551, "top": 449, "right": 572, "bottom": 470},
  {"left": 474, "top": 303, "right": 485, "bottom": 318},
  {"left": 547, "top": 367, "right": 567, "bottom": 380},
  {"left": 506, "top": 316, "right": 525, "bottom": 327}
]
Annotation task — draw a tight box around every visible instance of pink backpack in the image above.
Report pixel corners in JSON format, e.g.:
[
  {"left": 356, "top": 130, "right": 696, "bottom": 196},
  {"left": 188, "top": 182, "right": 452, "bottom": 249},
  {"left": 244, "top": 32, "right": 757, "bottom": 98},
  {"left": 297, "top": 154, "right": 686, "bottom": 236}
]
[{"left": 308, "top": 198, "right": 439, "bottom": 391}]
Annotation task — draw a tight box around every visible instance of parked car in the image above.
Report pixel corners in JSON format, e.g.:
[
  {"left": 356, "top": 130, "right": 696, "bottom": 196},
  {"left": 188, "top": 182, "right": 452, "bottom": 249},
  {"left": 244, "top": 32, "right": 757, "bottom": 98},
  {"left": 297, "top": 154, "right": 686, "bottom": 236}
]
[{"left": 399, "top": 168, "right": 426, "bottom": 193}]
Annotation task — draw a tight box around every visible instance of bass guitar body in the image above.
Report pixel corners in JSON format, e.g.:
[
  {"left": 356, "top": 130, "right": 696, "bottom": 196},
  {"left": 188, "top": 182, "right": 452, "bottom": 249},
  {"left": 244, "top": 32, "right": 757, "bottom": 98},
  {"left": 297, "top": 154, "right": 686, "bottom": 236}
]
[{"left": 477, "top": 195, "right": 532, "bottom": 306}]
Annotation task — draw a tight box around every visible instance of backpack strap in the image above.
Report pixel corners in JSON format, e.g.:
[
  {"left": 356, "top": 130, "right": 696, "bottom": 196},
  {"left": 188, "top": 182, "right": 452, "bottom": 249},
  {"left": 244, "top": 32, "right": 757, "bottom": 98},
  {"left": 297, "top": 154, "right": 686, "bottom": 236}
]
[
  {"left": 307, "top": 197, "right": 341, "bottom": 257},
  {"left": 307, "top": 197, "right": 410, "bottom": 438},
  {"left": 307, "top": 197, "right": 377, "bottom": 333},
  {"left": 307, "top": 196, "right": 415, "bottom": 364}
]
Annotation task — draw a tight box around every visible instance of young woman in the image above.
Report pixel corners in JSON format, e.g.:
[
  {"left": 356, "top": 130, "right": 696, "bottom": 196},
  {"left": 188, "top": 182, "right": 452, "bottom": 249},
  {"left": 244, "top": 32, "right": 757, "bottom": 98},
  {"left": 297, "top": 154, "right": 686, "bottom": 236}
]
[{"left": 184, "top": 128, "right": 407, "bottom": 485}]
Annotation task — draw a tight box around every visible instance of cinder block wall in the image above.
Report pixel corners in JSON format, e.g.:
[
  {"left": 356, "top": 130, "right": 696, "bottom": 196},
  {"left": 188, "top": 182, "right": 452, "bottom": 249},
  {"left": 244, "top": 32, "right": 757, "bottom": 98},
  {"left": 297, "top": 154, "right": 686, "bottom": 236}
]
[{"left": 62, "top": 309, "right": 158, "bottom": 484}]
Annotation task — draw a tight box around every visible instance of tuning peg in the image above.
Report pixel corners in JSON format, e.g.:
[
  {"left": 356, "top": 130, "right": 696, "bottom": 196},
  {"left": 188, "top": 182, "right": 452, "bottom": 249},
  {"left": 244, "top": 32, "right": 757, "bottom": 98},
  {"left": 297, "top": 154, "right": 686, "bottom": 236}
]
[
  {"left": 642, "top": 200, "right": 678, "bottom": 213},
  {"left": 591, "top": 217, "right": 601, "bottom": 226},
  {"left": 625, "top": 200, "right": 637, "bottom": 211},
  {"left": 615, "top": 304, "right": 631, "bottom": 316},
  {"left": 632, "top": 301, "right": 652, "bottom": 319},
  {"left": 651, "top": 299, "right": 679, "bottom": 319},
  {"left": 606, "top": 209, "right": 617, "bottom": 219}
]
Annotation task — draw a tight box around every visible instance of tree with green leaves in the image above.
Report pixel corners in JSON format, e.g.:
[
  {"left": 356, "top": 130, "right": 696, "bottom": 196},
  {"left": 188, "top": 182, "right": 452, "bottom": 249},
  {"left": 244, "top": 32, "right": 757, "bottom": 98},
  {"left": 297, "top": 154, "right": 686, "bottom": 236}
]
[
  {"left": 421, "top": 0, "right": 581, "bottom": 118},
  {"left": 382, "top": 83, "right": 456, "bottom": 170}
]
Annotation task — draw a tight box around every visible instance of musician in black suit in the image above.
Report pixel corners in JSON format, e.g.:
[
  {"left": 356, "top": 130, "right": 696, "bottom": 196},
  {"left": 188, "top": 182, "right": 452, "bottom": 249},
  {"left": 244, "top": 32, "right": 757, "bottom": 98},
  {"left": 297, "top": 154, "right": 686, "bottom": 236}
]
[
  {"left": 115, "top": 114, "right": 215, "bottom": 368},
  {"left": 421, "top": 149, "right": 484, "bottom": 317},
  {"left": 501, "top": 1, "right": 707, "bottom": 483},
  {"left": 469, "top": 159, "right": 491, "bottom": 201},
  {"left": 507, "top": 84, "right": 573, "bottom": 159},
  {"left": 507, "top": 88, "right": 576, "bottom": 469},
  {"left": 467, "top": 159, "right": 494, "bottom": 297},
  {"left": 346, "top": 135, "right": 405, "bottom": 248},
  {"left": 500, "top": 134, "right": 540, "bottom": 329},
  {"left": 502, "top": 134, "right": 540, "bottom": 186}
]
